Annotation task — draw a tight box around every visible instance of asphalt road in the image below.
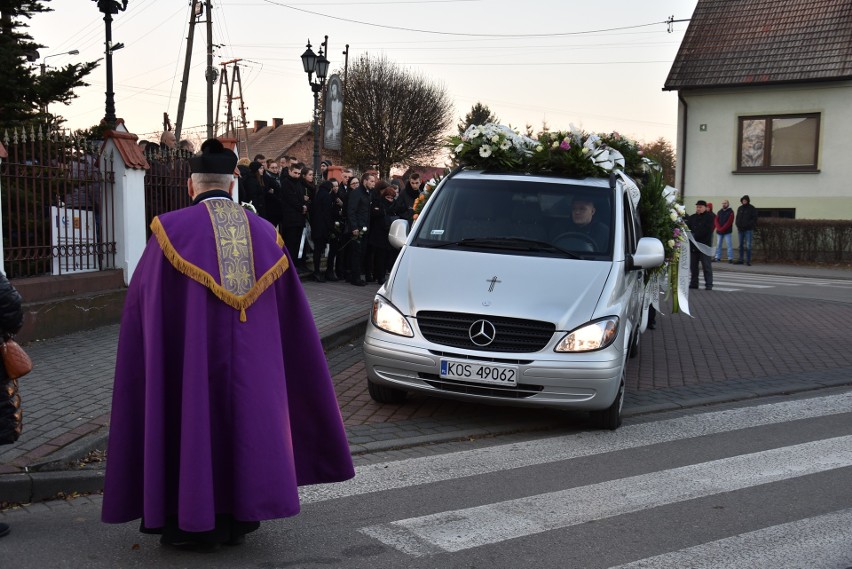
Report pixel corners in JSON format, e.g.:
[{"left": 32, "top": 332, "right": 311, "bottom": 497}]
[
  {"left": 708, "top": 269, "right": 852, "bottom": 303},
  {"left": 2, "top": 387, "right": 850, "bottom": 568}
]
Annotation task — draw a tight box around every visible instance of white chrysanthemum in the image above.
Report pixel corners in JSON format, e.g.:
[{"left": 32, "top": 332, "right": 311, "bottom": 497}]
[
  {"left": 535, "top": 145, "right": 544, "bottom": 153},
  {"left": 551, "top": 140, "right": 559, "bottom": 149},
  {"left": 500, "top": 140, "right": 511, "bottom": 150},
  {"left": 581, "top": 147, "right": 589, "bottom": 154},
  {"left": 490, "top": 135, "right": 500, "bottom": 143},
  {"left": 670, "top": 211, "right": 678, "bottom": 221},
  {"left": 479, "top": 144, "right": 492, "bottom": 158},
  {"left": 668, "top": 239, "right": 675, "bottom": 248},
  {"left": 469, "top": 126, "right": 481, "bottom": 138}
]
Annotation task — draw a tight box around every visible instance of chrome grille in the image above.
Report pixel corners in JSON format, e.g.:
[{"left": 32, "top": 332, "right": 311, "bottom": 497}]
[{"left": 416, "top": 311, "right": 555, "bottom": 353}]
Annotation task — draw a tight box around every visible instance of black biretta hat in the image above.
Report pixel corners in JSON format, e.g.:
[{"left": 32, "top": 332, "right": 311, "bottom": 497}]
[{"left": 190, "top": 138, "right": 238, "bottom": 174}]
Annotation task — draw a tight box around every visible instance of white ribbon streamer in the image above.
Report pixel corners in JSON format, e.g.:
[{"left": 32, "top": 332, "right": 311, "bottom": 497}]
[
  {"left": 685, "top": 229, "right": 716, "bottom": 257},
  {"left": 677, "top": 246, "right": 692, "bottom": 316}
]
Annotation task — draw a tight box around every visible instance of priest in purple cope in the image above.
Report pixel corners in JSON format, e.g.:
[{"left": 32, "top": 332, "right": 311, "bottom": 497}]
[{"left": 102, "top": 138, "right": 355, "bottom": 548}]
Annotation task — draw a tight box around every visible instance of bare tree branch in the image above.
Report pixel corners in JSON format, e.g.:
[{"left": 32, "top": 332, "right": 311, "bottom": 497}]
[{"left": 343, "top": 54, "right": 453, "bottom": 178}]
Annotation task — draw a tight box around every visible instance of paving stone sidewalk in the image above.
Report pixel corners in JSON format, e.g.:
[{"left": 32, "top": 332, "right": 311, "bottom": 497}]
[{"left": 1, "top": 263, "right": 851, "bottom": 503}]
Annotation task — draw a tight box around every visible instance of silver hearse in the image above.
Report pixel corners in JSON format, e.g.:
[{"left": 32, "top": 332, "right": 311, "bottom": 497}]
[{"left": 363, "top": 169, "right": 664, "bottom": 429}]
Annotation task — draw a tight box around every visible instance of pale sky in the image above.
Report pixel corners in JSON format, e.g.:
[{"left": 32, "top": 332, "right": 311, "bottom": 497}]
[{"left": 26, "top": 0, "right": 698, "bottom": 149}]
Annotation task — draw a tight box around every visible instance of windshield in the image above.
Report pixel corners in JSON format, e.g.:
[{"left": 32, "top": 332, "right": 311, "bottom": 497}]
[{"left": 412, "top": 177, "right": 614, "bottom": 260}]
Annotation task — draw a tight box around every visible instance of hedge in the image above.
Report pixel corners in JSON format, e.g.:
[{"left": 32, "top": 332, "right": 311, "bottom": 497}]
[{"left": 756, "top": 219, "right": 852, "bottom": 263}]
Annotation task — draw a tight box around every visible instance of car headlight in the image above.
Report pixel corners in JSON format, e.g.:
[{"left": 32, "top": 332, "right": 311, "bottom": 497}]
[
  {"left": 371, "top": 296, "right": 414, "bottom": 337},
  {"left": 555, "top": 317, "right": 619, "bottom": 352}
]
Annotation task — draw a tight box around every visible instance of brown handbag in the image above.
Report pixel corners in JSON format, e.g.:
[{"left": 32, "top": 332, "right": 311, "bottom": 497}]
[{"left": 1, "top": 339, "right": 33, "bottom": 380}]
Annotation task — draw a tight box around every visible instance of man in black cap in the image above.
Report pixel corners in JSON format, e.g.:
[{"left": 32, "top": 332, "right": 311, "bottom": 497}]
[
  {"left": 687, "top": 199, "right": 716, "bottom": 290},
  {"left": 102, "top": 138, "right": 354, "bottom": 549}
]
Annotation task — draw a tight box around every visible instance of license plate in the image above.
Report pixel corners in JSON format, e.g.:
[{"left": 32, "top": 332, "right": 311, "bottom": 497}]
[{"left": 440, "top": 359, "right": 518, "bottom": 387}]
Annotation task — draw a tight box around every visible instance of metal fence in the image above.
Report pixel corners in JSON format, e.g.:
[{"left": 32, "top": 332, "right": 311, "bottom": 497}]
[
  {"left": 143, "top": 146, "right": 193, "bottom": 237},
  {"left": 0, "top": 126, "right": 116, "bottom": 279}
]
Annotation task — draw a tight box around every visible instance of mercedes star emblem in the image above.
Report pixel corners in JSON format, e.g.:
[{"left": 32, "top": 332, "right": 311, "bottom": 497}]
[{"left": 469, "top": 319, "right": 497, "bottom": 346}]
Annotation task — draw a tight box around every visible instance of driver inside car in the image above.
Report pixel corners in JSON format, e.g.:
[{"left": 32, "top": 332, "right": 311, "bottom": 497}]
[{"left": 550, "top": 197, "right": 608, "bottom": 252}]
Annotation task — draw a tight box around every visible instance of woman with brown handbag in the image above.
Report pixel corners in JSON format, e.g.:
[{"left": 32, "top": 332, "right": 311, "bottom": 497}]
[{"left": 0, "top": 270, "right": 24, "bottom": 539}]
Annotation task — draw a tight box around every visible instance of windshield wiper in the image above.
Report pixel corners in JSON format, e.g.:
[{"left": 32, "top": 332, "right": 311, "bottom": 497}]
[{"left": 424, "top": 237, "right": 580, "bottom": 258}]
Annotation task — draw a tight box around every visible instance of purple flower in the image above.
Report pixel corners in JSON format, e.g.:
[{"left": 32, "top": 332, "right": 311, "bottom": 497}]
[
  {"left": 559, "top": 139, "right": 571, "bottom": 150},
  {"left": 673, "top": 228, "right": 681, "bottom": 237}
]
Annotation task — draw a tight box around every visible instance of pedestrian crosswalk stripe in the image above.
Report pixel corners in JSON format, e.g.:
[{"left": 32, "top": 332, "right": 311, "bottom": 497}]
[
  {"left": 300, "top": 393, "right": 852, "bottom": 504},
  {"left": 360, "top": 436, "right": 852, "bottom": 556},
  {"left": 712, "top": 281, "right": 774, "bottom": 289},
  {"left": 608, "top": 508, "right": 852, "bottom": 569}
]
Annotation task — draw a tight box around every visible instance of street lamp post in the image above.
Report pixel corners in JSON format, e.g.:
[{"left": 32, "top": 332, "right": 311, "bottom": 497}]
[
  {"left": 92, "top": 0, "right": 128, "bottom": 127},
  {"left": 301, "top": 37, "right": 330, "bottom": 178},
  {"left": 40, "top": 50, "right": 79, "bottom": 116}
]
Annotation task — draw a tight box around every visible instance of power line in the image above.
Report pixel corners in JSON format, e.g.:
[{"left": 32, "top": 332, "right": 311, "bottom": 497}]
[{"left": 259, "top": 0, "right": 668, "bottom": 38}]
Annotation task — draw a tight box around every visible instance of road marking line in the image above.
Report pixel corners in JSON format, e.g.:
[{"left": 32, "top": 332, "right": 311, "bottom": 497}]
[
  {"left": 609, "top": 508, "right": 852, "bottom": 569},
  {"left": 300, "top": 393, "right": 852, "bottom": 504},
  {"left": 711, "top": 281, "right": 775, "bottom": 289},
  {"left": 360, "top": 436, "right": 852, "bottom": 556}
]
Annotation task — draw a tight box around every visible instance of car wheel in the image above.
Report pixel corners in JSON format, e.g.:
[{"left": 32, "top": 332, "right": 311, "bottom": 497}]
[
  {"left": 367, "top": 379, "right": 408, "bottom": 404},
  {"left": 590, "top": 367, "right": 625, "bottom": 430}
]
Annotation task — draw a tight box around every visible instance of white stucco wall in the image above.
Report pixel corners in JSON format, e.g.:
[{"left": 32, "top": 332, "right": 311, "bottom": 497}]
[{"left": 673, "top": 81, "right": 852, "bottom": 220}]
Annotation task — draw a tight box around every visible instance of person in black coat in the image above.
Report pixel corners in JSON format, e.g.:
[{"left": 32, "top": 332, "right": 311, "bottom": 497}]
[
  {"left": 241, "top": 162, "right": 267, "bottom": 220},
  {"left": 346, "top": 173, "right": 375, "bottom": 286},
  {"left": 395, "top": 173, "right": 423, "bottom": 223},
  {"left": 309, "top": 180, "right": 338, "bottom": 282},
  {"left": 280, "top": 163, "right": 308, "bottom": 264},
  {"left": 368, "top": 182, "right": 399, "bottom": 285},
  {"left": 260, "top": 160, "right": 283, "bottom": 228},
  {"left": 0, "top": 271, "right": 24, "bottom": 539},
  {"left": 687, "top": 200, "right": 716, "bottom": 290}
]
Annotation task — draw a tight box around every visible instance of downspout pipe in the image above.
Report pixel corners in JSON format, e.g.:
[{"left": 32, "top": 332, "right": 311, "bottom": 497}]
[{"left": 677, "top": 91, "right": 688, "bottom": 196}]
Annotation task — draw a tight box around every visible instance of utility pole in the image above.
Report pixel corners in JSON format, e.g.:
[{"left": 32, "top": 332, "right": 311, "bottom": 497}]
[
  {"left": 205, "top": 0, "right": 215, "bottom": 139},
  {"left": 174, "top": 0, "right": 200, "bottom": 141},
  {"left": 217, "top": 59, "right": 250, "bottom": 157}
]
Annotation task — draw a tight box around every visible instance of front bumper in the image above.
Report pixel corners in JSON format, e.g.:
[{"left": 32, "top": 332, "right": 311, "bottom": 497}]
[{"left": 363, "top": 325, "right": 625, "bottom": 411}]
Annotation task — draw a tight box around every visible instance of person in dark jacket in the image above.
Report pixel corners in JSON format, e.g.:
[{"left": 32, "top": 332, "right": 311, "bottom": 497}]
[
  {"left": 0, "top": 271, "right": 25, "bottom": 539},
  {"left": 261, "top": 160, "right": 283, "bottom": 228},
  {"left": 242, "top": 162, "right": 267, "bottom": 220},
  {"left": 280, "top": 163, "right": 308, "bottom": 264},
  {"left": 713, "top": 199, "right": 735, "bottom": 262},
  {"left": 309, "top": 180, "right": 337, "bottom": 282},
  {"left": 395, "top": 173, "right": 423, "bottom": 223},
  {"left": 346, "top": 173, "right": 375, "bottom": 286},
  {"left": 687, "top": 200, "right": 716, "bottom": 290},
  {"left": 735, "top": 194, "right": 758, "bottom": 266},
  {"left": 368, "top": 181, "right": 399, "bottom": 285}
]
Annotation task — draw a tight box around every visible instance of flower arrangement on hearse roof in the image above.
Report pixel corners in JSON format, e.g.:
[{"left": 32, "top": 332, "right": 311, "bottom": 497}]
[{"left": 440, "top": 123, "right": 690, "bottom": 312}]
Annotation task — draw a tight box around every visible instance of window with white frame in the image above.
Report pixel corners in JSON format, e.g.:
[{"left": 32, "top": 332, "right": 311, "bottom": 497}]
[{"left": 737, "top": 113, "right": 820, "bottom": 172}]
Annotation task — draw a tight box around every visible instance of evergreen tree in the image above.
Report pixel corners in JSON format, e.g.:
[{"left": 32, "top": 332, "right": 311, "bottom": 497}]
[
  {"left": 457, "top": 102, "right": 499, "bottom": 135},
  {"left": 0, "top": 1, "right": 98, "bottom": 128}
]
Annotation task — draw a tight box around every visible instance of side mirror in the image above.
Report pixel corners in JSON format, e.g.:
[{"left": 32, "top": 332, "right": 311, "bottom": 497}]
[
  {"left": 628, "top": 237, "right": 665, "bottom": 270},
  {"left": 388, "top": 218, "right": 409, "bottom": 249}
]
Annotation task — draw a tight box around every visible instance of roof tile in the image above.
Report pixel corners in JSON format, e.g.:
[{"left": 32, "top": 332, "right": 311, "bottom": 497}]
[{"left": 664, "top": 0, "right": 852, "bottom": 90}]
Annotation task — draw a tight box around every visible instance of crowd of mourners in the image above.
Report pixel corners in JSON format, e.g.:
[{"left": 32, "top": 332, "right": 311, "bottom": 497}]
[{"left": 238, "top": 154, "right": 425, "bottom": 286}]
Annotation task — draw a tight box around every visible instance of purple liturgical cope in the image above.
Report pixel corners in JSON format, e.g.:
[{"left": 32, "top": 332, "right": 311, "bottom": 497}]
[{"left": 102, "top": 197, "right": 354, "bottom": 532}]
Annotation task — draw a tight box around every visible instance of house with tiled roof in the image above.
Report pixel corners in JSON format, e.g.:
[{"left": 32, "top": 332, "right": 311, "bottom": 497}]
[
  {"left": 229, "top": 118, "right": 341, "bottom": 166},
  {"left": 663, "top": 0, "right": 852, "bottom": 220}
]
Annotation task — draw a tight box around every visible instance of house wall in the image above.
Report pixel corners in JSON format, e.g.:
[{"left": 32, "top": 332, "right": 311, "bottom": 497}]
[{"left": 675, "top": 81, "right": 852, "bottom": 220}]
